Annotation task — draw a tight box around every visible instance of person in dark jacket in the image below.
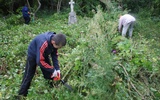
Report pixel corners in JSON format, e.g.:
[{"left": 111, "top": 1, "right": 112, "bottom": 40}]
[
  {"left": 22, "top": 4, "right": 30, "bottom": 24},
  {"left": 18, "top": 32, "right": 67, "bottom": 97}
]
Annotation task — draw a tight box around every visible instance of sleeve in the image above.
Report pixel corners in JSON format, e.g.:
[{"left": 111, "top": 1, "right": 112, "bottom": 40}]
[
  {"left": 51, "top": 48, "right": 60, "bottom": 70},
  {"left": 118, "top": 18, "right": 122, "bottom": 31},
  {"left": 22, "top": 7, "right": 25, "bottom": 13},
  {"left": 36, "top": 41, "right": 55, "bottom": 73}
]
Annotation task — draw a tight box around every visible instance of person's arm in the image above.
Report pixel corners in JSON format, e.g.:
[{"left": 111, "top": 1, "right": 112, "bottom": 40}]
[
  {"left": 51, "top": 49, "right": 61, "bottom": 80},
  {"left": 118, "top": 18, "right": 122, "bottom": 32},
  {"left": 36, "top": 41, "right": 55, "bottom": 73},
  {"left": 26, "top": 7, "right": 30, "bottom": 15},
  {"left": 51, "top": 49, "right": 60, "bottom": 70}
]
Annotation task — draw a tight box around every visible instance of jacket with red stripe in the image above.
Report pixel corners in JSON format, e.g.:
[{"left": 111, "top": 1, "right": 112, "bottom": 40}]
[{"left": 27, "top": 32, "right": 59, "bottom": 73}]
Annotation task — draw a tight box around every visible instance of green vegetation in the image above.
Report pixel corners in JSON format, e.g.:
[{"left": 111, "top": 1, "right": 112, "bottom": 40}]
[{"left": 0, "top": 5, "right": 160, "bottom": 100}]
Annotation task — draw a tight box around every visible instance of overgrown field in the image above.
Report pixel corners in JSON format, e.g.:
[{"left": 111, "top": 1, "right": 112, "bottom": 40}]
[{"left": 0, "top": 8, "right": 160, "bottom": 100}]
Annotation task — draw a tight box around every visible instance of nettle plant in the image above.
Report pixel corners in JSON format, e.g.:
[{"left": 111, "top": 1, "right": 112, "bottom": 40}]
[
  {"left": 112, "top": 36, "right": 158, "bottom": 74},
  {"left": 110, "top": 35, "right": 160, "bottom": 99}
]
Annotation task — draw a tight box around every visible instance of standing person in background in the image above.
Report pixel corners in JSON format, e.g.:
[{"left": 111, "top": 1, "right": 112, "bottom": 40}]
[
  {"left": 118, "top": 14, "right": 136, "bottom": 38},
  {"left": 22, "top": 4, "right": 30, "bottom": 24},
  {"left": 18, "top": 32, "right": 67, "bottom": 97}
]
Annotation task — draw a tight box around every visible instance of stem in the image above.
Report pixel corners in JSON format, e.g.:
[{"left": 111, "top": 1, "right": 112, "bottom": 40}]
[{"left": 119, "top": 63, "right": 144, "bottom": 99}]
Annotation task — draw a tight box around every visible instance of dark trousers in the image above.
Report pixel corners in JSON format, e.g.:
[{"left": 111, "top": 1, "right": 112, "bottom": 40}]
[
  {"left": 18, "top": 57, "right": 36, "bottom": 96},
  {"left": 23, "top": 16, "right": 30, "bottom": 24},
  {"left": 18, "top": 57, "right": 53, "bottom": 96}
]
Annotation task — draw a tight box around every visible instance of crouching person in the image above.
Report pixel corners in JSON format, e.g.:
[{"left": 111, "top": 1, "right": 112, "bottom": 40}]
[
  {"left": 18, "top": 32, "right": 67, "bottom": 97},
  {"left": 118, "top": 14, "right": 136, "bottom": 38}
]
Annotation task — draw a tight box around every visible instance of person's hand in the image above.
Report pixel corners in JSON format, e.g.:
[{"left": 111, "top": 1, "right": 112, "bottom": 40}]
[
  {"left": 53, "top": 70, "right": 61, "bottom": 81},
  {"left": 56, "top": 70, "right": 60, "bottom": 75},
  {"left": 51, "top": 70, "right": 57, "bottom": 78}
]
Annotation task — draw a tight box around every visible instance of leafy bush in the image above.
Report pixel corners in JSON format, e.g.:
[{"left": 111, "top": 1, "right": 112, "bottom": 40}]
[{"left": 0, "top": 6, "right": 160, "bottom": 100}]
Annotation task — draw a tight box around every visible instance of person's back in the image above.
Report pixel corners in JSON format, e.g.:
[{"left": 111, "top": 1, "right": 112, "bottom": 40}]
[
  {"left": 118, "top": 14, "right": 136, "bottom": 38},
  {"left": 120, "top": 14, "right": 136, "bottom": 26},
  {"left": 22, "top": 5, "right": 30, "bottom": 24},
  {"left": 27, "top": 32, "right": 55, "bottom": 59},
  {"left": 22, "top": 6, "right": 30, "bottom": 17}
]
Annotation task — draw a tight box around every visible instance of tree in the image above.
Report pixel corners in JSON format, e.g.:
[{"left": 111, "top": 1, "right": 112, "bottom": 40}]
[{"left": 57, "top": 0, "right": 62, "bottom": 13}]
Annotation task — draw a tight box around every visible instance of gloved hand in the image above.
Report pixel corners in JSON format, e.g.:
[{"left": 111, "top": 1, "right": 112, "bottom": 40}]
[
  {"left": 53, "top": 70, "right": 61, "bottom": 81},
  {"left": 51, "top": 69, "right": 57, "bottom": 78}
]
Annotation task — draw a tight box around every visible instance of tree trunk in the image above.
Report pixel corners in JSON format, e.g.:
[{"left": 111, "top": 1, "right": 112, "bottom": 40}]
[
  {"left": 99, "top": 0, "right": 112, "bottom": 11},
  {"left": 34, "top": 0, "right": 41, "bottom": 14},
  {"left": 32, "top": 0, "right": 41, "bottom": 22},
  {"left": 50, "top": 0, "right": 54, "bottom": 11},
  {"left": 27, "top": 0, "right": 31, "bottom": 10},
  {"left": 9, "top": 0, "right": 15, "bottom": 13},
  {"left": 57, "top": 0, "right": 62, "bottom": 13}
]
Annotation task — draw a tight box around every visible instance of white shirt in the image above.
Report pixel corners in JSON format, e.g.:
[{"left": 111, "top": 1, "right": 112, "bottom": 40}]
[{"left": 118, "top": 14, "right": 136, "bottom": 30}]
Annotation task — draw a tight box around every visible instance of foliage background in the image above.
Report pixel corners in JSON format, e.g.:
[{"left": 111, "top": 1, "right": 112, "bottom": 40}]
[{"left": 0, "top": 0, "right": 160, "bottom": 100}]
